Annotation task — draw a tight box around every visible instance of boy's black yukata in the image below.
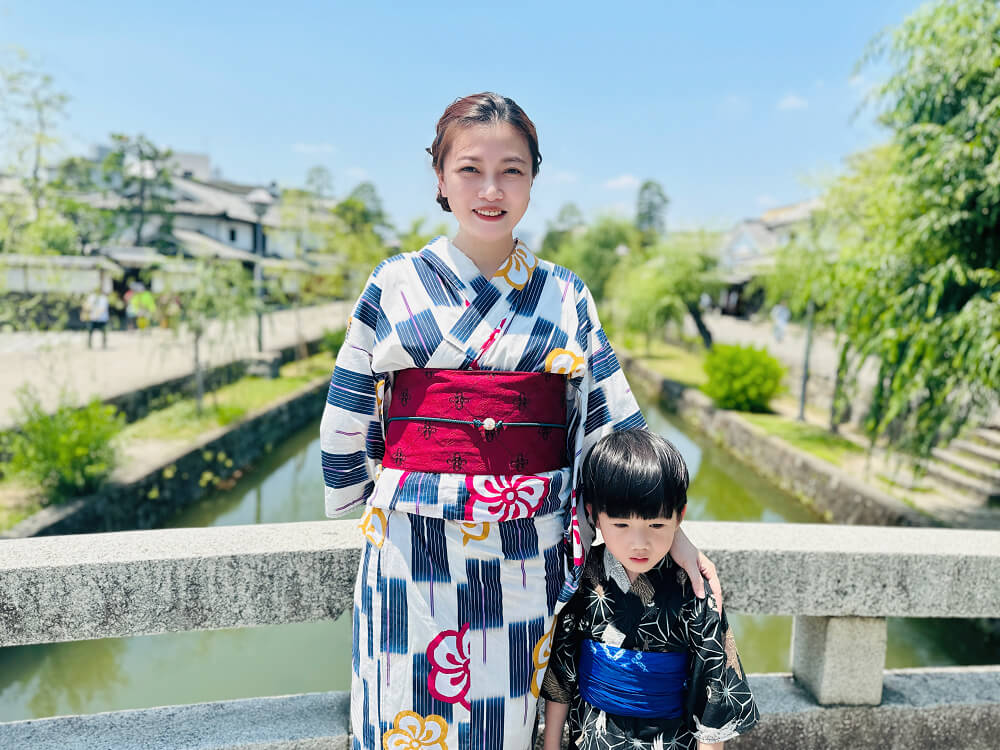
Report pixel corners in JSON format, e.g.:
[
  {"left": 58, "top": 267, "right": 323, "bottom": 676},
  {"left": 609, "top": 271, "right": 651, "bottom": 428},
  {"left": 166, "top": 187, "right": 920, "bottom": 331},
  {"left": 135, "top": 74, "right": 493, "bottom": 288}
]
[{"left": 541, "top": 544, "right": 759, "bottom": 749}]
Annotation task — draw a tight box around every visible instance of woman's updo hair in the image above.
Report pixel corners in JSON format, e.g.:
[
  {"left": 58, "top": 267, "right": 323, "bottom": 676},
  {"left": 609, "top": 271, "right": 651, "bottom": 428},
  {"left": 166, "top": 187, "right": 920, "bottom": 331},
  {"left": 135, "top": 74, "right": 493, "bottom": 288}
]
[{"left": 427, "top": 92, "right": 542, "bottom": 212}]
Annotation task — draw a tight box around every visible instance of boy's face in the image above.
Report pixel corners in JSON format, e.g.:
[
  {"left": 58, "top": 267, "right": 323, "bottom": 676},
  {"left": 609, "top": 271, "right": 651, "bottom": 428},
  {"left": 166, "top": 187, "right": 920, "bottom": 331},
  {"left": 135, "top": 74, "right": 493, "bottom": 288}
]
[{"left": 590, "top": 508, "right": 681, "bottom": 583}]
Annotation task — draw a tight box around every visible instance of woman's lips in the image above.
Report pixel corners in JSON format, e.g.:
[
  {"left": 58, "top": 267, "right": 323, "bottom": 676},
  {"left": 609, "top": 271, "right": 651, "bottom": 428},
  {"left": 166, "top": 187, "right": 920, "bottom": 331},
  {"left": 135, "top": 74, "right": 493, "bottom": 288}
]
[{"left": 473, "top": 208, "right": 507, "bottom": 222}]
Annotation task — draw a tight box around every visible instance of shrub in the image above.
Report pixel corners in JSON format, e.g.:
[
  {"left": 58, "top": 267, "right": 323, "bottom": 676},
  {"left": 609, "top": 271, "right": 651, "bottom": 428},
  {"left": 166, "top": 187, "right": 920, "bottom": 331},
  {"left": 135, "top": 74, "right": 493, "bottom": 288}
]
[
  {"left": 4, "top": 386, "right": 125, "bottom": 502},
  {"left": 703, "top": 344, "right": 785, "bottom": 412},
  {"left": 321, "top": 327, "right": 347, "bottom": 357}
]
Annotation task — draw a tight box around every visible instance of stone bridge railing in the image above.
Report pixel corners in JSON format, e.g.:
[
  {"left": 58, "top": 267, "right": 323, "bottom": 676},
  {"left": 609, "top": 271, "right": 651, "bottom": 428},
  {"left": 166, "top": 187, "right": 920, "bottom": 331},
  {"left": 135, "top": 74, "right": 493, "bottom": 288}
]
[{"left": 1, "top": 521, "right": 998, "bottom": 749}]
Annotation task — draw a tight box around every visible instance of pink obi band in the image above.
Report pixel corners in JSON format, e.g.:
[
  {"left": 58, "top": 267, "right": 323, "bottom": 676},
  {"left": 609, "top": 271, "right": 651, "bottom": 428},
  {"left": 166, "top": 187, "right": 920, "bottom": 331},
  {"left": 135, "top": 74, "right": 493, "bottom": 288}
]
[{"left": 383, "top": 369, "right": 567, "bottom": 475}]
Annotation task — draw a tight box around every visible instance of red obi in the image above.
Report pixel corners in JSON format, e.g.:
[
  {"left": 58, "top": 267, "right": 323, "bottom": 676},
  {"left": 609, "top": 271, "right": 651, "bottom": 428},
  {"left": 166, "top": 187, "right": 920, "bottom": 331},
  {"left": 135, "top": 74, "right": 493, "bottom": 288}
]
[{"left": 383, "top": 369, "right": 567, "bottom": 475}]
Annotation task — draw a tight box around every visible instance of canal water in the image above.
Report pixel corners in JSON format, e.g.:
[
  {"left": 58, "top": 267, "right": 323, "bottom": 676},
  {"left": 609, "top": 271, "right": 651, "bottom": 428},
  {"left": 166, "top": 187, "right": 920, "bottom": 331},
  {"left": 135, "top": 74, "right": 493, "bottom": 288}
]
[{"left": 0, "top": 398, "right": 994, "bottom": 721}]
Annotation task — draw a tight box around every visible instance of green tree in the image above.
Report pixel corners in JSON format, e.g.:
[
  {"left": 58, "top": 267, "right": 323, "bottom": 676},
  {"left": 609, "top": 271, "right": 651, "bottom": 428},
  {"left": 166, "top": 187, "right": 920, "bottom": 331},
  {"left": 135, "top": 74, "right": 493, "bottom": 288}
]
[
  {"left": 102, "top": 133, "right": 175, "bottom": 248},
  {"left": 635, "top": 179, "right": 669, "bottom": 244},
  {"left": 816, "top": 0, "right": 1000, "bottom": 456},
  {"left": 0, "top": 48, "right": 69, "bottom": 215},
  {"left": 0, "top": 192, "right": 31, "bottom": 254},
  {"left": 345, "top": 181, "right": 390, "bottom": 232},
  {"left": 539, "top": 202, "right": 584, "bottom": 258},
  {"left": 178, "top": 261, "right": 256, "bottom": 414},
  {"left": 398, "top": 217, "right": 449, "bottom": 251},
  {"left": 305, "top": 164, "right": 333, "bottom": 199},
  {"left": 551, "top": 216, "right": 640, "bottom": 303},
  {"left": 608, "top": 231, "right": 721, "bottom": 350},
  {"left": 50, "top": 156, "right": 115, "bottom": 252}
]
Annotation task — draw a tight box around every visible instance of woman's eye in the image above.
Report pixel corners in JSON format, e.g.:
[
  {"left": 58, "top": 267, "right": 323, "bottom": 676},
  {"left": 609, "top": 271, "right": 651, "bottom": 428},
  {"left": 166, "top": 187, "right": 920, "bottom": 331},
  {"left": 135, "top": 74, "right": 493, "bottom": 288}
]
[
  {"left": 459, "top": 166, "right": 478, "bottom": 173},
  {"left": 505, "top": 168, "right": 523, "bottom": 175}
]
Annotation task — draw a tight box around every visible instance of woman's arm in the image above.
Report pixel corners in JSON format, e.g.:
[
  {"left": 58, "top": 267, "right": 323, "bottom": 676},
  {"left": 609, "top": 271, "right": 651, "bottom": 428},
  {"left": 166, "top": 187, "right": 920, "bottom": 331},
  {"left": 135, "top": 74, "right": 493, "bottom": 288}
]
[
  {"left": 669, "top": 526, "right": 723, "bottom": 613},
  {"left": 319, "top": 272, "right": 385, "bottom": 518},
  {"left": 543, "top": 700, "right": 569, "bottom": 750},
  {"left": 698, "top": 742, "right": 724, "bottom": 750}
]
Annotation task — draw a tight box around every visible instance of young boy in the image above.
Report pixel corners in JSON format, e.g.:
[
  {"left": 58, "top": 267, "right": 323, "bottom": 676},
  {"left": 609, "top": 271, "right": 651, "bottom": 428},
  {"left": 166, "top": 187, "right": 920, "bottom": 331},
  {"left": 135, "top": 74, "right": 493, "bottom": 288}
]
[{"left": 541, "top": 430, "right": 759, "bottom": 749}]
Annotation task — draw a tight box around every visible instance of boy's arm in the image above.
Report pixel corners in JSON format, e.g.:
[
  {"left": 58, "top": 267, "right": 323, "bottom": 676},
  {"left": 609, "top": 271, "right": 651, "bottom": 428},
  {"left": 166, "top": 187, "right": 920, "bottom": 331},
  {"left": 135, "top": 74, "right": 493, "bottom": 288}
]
[
  {"left": 684, "top": 580, "right": 760, "bottom": 745},
  {"left": 539, "top": 604, "right": 582, "bottom": 748},
  {"left": 542, "top": 700, "right": 569, "bottom": 750}
]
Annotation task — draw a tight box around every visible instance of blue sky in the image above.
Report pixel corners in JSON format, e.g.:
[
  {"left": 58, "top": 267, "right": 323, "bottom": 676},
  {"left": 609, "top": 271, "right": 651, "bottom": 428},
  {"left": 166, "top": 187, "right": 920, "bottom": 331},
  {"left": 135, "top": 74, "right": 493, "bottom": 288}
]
[{"left": 1, "top": 0, "right": 924, "bottom": 244}]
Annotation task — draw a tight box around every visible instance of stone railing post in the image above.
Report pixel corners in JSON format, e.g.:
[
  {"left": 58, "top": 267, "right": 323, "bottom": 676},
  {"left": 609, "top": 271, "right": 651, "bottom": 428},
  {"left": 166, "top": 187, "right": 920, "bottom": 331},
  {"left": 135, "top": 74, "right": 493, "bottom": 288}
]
[{"left": 791, "top": 615, "right": 887, "bottom": 705}]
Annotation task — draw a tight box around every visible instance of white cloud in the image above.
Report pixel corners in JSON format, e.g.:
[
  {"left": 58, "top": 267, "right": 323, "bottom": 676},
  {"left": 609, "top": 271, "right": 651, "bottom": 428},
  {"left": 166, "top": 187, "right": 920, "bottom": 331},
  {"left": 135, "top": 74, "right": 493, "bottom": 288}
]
[
  {"left": 604, "top": 174, "right": 640, "bottom": 190},
  {"left": 756, "top": 194, "right": 778, "bottom": 208},
  {"left": 292, "top": 142, "right": 336, "bottom": 155},
  {"left": 345, "top": 166, "right": 369, "bottom": 180},
  {"left": 777, "top": 94, "right": 809, "bottom": 111}
]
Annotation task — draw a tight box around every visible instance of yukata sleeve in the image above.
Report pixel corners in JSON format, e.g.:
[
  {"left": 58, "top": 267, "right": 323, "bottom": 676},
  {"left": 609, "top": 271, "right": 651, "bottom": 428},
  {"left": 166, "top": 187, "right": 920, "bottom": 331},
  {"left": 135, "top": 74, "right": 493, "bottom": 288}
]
[
  {"left": 319, "top": 270, "right": 386, "bottom": 518},
  {"left": 568, "top": 283, "right": 645, "bottom": 550},
  {"left": 682, "top": 581, "right": 760, "bottom": 743},
  {"left": 540, "top": 595, "right": 583, "bottom": 704}
]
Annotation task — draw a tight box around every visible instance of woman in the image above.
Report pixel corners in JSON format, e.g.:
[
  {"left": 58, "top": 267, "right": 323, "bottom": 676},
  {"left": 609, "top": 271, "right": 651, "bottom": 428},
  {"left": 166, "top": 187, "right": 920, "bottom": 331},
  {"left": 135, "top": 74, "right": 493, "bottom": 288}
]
[{"left": 320, "top": 92, "right": 720, "bottom": 750}]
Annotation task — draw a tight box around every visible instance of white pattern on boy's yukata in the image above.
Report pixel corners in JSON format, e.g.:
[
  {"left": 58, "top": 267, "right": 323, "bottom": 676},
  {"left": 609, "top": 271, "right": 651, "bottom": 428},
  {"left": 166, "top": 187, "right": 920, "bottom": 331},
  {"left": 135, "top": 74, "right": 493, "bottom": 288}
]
[
  {"left": 320, "top": 236, "right": 645, "bottom": 750},
  {"left": 541, "top": 546, "right": 759, "bottom": 749}
]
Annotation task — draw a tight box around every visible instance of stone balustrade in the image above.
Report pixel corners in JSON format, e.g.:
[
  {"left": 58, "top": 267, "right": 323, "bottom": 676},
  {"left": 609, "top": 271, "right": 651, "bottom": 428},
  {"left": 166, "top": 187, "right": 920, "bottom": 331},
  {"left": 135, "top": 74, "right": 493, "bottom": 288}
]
[{"left": 1, "top": 520, "right": 998, "bottom": 749}]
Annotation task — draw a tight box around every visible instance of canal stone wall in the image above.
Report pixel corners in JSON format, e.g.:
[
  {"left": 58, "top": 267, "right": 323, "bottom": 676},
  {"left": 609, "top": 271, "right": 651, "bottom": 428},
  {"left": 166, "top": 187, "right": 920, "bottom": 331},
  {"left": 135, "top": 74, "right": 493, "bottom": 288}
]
[
  {"left": 0, "top": 520, "right": 998, "bottom": 749},
  {"left": 619, "top": 352, "right": 930, "bottom": 528},
  {"left": 1, "top": 374, "right": 330, "bottom": 539}
]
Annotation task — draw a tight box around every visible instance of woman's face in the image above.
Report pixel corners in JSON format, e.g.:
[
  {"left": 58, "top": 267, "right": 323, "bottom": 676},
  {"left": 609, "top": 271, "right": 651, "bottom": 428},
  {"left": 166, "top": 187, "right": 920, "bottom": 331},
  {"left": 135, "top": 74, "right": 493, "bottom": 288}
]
[{"left": 437, "top": 122, "right": 533, "bottom": 247}]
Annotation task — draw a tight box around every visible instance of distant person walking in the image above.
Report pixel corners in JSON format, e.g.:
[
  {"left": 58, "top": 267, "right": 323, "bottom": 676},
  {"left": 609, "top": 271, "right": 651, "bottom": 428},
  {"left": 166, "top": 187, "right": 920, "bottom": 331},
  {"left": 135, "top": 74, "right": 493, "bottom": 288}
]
[
  {"left": 84, "top": 288, "right": 110, "bottom": 349},
  {"left": 770, "top": 301, "right": 790, "bottom": 343}
]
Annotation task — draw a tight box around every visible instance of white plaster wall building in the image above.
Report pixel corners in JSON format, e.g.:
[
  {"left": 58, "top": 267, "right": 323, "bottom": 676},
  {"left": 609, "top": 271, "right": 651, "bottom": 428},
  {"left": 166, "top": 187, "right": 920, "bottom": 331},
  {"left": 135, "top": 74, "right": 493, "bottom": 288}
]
[{"left": 715, "top": 198, "right": 821, "bottom": 315}]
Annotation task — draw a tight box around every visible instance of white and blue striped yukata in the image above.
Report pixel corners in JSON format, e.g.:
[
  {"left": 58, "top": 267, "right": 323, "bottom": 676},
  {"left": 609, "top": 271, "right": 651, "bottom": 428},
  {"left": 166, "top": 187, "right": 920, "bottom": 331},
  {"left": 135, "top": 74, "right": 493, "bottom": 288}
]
[{"left": 320, "top": 236, "right": 644, "bottom": 750}]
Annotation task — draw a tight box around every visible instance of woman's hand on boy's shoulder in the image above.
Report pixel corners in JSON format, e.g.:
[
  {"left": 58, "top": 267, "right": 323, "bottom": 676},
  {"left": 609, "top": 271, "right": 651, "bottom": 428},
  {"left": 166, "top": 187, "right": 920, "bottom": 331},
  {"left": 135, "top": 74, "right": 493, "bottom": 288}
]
[
  {"left": 669, "top": 529, "right": 723, "bottom": 615},
  {"left": 696, "top": 550, "right": 723, "bottom": 615}
]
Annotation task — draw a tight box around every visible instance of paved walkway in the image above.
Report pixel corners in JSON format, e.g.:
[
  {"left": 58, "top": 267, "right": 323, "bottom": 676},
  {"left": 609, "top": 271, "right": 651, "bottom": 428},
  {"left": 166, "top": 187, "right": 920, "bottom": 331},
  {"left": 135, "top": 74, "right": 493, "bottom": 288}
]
[{"left": 0, "top": 302, "right": 351, "bottom": 430}]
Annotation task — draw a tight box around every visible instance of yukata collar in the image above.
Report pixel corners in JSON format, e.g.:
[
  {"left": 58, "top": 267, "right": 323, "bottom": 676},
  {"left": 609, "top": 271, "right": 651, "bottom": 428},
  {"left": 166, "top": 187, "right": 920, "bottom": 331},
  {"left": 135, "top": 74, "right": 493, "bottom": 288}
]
[
  {"left": 418, "top": 235, "right": 539, "bottom": 294},
  {"left": 602, "top": 545, "right": 671, "bottom": 600}
]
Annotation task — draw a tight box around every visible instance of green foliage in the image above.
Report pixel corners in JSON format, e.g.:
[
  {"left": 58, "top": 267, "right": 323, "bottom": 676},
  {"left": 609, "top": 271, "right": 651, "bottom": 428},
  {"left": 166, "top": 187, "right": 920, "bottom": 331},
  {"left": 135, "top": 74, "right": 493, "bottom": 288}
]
[
  {"left": 305, "top": 165, "right": 333, "bottom": 198},
  {"left": 343, "top": 181, "right": 390, "bottom": 233},
  {"left": 321, "top": 327, "right": 347, "bottom": 356},
  {"left": 49, "top": 156, "right": 115, "bottom": 251},
  {"left": 805, "top": 0, "right": 1000, "bottom": 455},
  {"left": 4, "top": 386, "right": 124, "bottom": 502},
  {"left": 606, "top": 230, "right": 722, "bottom": 348},
  {"left": 549, "top": 216, "right": 640, "bottom": 302},
  {"left": 180, "top": 260, "right": 256, "bottom": 338},
  {"left": 171, "top": 260, "right": 256, "bottom": 413},
  {"left": 742, "top": 413, "right": 864, "bottom": 467},
  {"left": 635, "top": 179, "right": 669, "bottom": 243},
  {"left": 398, "top": 217, "right": 450, "bottom": 252},
  {"left": 703, "top": 344, "right": 786, "bottom": 412},
  {"left": 539, "top": 202, "right": 584, "bottom": 258},
  {"left": 15, "top": 208, "right": 79, "bottom": 255},
  {"left": 121, "top": 352, "right": 335, "bottom": 442},
  {"left": 101, "top": 133, "right": 175, "bottom": 248},
  {"left": 0, "top": 48, "right": 69, "bottom": 214},
  {"left": 758, "top": 225, "right": 838, "bottom": 320}
]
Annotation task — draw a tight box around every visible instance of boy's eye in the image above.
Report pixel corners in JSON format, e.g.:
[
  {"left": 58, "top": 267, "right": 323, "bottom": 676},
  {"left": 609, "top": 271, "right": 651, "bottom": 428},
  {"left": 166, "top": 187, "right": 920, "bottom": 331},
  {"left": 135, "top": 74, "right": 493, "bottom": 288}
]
[
  {"left": 612, "top": 523, "right": 629, "bottom": 529},
  {"left": 649, "top": 524, "right": 665, "bottom": 529}
]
